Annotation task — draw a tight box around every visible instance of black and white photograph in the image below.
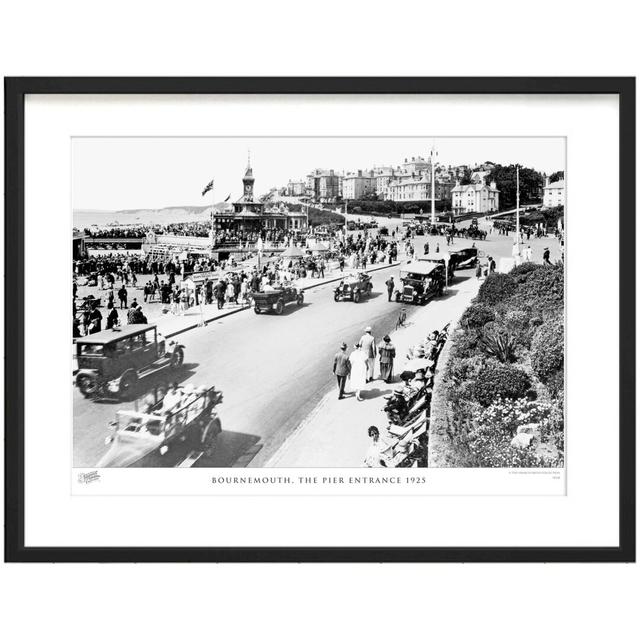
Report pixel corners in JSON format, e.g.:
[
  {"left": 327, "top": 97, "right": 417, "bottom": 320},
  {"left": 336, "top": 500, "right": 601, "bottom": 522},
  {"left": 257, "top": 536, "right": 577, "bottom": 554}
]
[
  {"left": 7, "top": 75, "right": 632, "bottom": 562},
  {"left": 72, "top": 136, "right": 566, "bottom": 472}
]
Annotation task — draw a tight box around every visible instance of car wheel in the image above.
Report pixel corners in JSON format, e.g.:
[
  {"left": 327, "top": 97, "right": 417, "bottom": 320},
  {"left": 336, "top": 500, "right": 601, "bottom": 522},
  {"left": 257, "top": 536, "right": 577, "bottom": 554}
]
[
  {"left": 77, "top": 373, "right": 99, "bottom": 398},
  {"left": 199, "top": 416, "right": 221, "bottom": 453},
  {"left": 254, "top": 306, "right": 261, "bottom": 314},
  {"left": 353, "top": 291, "right": 361, "bottom": 303},
  {"left": 120, "top": 370, "right": 138, "bottom": 400},
  {"left": 334, "top": 292, "right": 340, "bottom": 302},
  {"left": 275, "top": 299, "right": 284, "bottom": 315},
  {"left": 170, "top": 348, "right": 184, "bottom": 368}
]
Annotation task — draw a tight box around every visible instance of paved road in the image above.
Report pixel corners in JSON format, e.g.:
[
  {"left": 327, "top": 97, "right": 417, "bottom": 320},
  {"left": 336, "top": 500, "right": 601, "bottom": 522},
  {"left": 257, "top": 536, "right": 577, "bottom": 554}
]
[
  {"left": 74, "top": 262, "right": 449, "bottom": 467},
  {"left": 74, "top": 219, "right": 561, "bottom": 468}
]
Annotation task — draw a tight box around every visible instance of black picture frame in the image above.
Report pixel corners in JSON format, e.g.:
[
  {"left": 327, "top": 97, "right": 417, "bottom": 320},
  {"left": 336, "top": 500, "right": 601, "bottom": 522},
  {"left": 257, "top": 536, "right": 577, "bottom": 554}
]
[{"left": 4, "top": 77, "right": 636, "bottom": 563}]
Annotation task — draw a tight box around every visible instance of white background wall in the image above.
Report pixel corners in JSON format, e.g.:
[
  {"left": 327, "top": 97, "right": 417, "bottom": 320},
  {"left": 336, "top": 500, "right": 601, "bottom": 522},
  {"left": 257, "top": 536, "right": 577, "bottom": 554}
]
[{"left": 1, "top": 2, "right": 638, "bottom": 639}]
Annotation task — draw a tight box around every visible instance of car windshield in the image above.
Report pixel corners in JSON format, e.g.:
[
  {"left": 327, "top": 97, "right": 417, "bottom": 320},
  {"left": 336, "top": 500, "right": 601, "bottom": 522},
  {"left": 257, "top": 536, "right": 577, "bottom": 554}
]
[
  {"left": 120, "top": 415, "right": 164, "bottom": 436},
  {"left": 79, "top": 344, "right": 104, "bottom": 356}
]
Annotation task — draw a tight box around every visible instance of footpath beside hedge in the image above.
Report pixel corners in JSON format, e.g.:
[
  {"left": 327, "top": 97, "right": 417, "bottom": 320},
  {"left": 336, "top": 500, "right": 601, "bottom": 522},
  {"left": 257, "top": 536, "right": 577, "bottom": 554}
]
[{"left": 429, "top": 262, "right": 565, "bottom": 468}]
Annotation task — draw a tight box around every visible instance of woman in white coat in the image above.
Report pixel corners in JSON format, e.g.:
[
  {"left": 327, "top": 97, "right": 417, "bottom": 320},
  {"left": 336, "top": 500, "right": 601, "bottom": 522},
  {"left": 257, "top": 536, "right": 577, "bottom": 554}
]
[{"left": 348, "top": 343, "right": 368, "bottom": 401}]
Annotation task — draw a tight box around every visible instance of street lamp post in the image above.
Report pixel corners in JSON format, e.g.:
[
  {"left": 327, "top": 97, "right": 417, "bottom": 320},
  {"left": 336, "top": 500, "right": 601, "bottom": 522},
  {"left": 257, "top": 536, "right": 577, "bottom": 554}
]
[
  {"left": 344, "top": 199, "right": 348, "bottom": 236},
  {"left": 515, "top": 165, "right": 521, "bottom": 259},
  {"left": 430, "top": 146, "right": 436, "bottom": 226}
]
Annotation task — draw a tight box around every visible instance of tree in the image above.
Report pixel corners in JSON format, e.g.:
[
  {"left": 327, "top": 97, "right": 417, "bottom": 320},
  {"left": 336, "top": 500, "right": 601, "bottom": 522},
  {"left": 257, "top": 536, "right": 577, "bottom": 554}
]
[
  {"left": 460, "top": 167, "right": 473, "bottom": 185},
  {"left": 548, "top": 170, "right": 564, "bottom": 183},
  {"left": 485, "top": 164, "right": 544, "bottom": 211}
]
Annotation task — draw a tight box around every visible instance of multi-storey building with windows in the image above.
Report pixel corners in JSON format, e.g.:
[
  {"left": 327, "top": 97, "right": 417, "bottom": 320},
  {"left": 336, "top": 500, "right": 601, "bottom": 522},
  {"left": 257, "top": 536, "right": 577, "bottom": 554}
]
[
  {"left": 305, "top": 169, "right": 341, "bottom": 203},
  {"left": 543, "top": 177, "right": 565, "bottom": 208},
  {"left": 451, "top": 180, "right": 500, "bottom": 214},
  {"left": 342, "top": 169, "right": 376, "bottom": 200}
]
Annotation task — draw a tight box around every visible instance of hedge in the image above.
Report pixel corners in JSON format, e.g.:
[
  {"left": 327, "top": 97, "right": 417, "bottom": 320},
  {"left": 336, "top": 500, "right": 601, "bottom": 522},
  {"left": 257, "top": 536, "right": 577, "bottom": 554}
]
[
  {"left": 531, "top": 319, "right": 564, "bottom": 383},
  {"left": 512, "top": 264, "right": 564, "bottom": 311},
  {"left": 466, "top": 361, "right": 532, "bottom": 407},
  {"left": 460, "top": 304, "right": 495, "bottom": 330},
  {"left": 475, "top": 272, "right": 517, "bottom": 306}
]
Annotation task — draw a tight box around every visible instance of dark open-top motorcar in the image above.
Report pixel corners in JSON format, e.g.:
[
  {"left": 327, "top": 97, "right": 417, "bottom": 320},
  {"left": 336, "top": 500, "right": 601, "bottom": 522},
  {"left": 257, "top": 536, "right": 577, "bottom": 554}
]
[
  {"left": 75, "top": 324, "right": 185, "bottom": 400},
  {"left": 334, "top": 271, "right": 373, "bottom": 303},
  {"left": 253, "top": 285, "right": 304, "bottom": 315},
  {"left": 395, "top": 261, "right": 445, "bottom": 305},
  {"left": 449, "top": 246, "right": 479, "bottom": 269}
]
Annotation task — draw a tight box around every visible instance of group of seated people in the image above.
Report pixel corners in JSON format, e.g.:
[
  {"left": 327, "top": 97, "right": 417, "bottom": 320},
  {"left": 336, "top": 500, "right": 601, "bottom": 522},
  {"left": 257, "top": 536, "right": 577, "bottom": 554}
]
[
  {"left": 139, "top": 382, "right": 208, "bottom": 417},
  {"left": 373, "top": 325, "right": 450, "bottom": 466}
]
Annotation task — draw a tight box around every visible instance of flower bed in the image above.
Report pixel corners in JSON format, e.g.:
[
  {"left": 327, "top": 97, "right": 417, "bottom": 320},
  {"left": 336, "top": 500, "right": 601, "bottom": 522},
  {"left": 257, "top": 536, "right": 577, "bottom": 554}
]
[{"left": 438, "top": 262, "right": 564, "bottom": 467}]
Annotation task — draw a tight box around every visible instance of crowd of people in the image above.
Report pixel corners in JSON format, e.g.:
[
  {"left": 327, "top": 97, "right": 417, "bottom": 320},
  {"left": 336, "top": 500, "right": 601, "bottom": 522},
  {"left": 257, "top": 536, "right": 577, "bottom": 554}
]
[
  {"left": 80, "top": 221, "right": 213, "bottom": 239},
  {"left": 79, "top": 222, "right": 300, "bottom": 245},
  {"left": 72, "top": 221, "right": 405, "bottom": 339},
  {"left": 493, "top": 220, "right": 550, "bottom": 240}
]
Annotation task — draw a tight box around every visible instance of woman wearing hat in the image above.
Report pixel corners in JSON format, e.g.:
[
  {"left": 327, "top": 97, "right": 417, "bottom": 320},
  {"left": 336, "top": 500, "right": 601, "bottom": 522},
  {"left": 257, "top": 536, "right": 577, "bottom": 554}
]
[
  {"left": 378, "top": 335, "right": 396, "bottom": 383},
  {"left": 364, "top": 426, "right": 392, "bottom": 468},
  {"left": 348, "top": 343, "right": 368, "bottom": 401}
]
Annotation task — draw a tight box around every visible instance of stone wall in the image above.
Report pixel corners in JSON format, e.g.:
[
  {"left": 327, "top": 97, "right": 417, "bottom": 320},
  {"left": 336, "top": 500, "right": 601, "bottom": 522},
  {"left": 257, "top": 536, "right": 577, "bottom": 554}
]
[{"left": 427, "top": 324, "right": 461, "bottom": 467}]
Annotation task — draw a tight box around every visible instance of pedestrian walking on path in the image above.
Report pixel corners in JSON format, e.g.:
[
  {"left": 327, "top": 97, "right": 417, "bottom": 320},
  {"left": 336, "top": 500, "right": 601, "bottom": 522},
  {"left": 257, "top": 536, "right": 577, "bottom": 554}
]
[
  {"left": 378, "top": 335, "right": 396, "bottom": 383},
  {"left": 385, "top": 276, "right": 395, "bottom": 302},
  {"left": 332, "top": 342, "right": 351, "bottom": 400},
  {"left": 359, "top": 326, "right": 377, "bottom": 383},
  {"left": 348, "top": 344, "right": 368, "bottom": 401},
  {"left": 117, "top": 284, "right": 128, "bottom": 309}
]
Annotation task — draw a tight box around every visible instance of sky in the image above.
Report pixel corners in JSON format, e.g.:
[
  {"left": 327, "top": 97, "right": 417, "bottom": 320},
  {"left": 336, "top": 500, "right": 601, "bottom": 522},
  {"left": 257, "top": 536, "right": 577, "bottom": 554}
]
[{"left": 72, "top": 137, "right": 565, "bottom": 212}]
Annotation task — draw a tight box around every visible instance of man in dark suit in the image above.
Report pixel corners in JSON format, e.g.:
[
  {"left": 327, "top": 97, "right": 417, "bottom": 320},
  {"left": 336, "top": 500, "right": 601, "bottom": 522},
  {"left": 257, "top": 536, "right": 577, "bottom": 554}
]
[
  {"left": 385, "top": 276, "right": 395, "bottom": 302},
  {"left": 332, "top": 342, "right": 351, "bottom": 400}
]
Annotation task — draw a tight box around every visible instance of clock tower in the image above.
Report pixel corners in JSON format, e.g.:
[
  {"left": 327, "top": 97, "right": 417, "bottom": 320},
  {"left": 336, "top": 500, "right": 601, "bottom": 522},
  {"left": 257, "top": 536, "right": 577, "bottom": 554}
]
[
  {"left": 242, "top": 152, "right": 254, "bottom": 201},
  {"left": 233, "top": 150, "right": 264, "bottom": 216}
]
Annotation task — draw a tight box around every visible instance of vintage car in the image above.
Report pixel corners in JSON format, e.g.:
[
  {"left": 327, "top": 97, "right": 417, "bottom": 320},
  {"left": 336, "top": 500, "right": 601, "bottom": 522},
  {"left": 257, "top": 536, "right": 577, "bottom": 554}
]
[
  {"left": 98, "top": 385, "right": 223, "bottom": 467},
  {"left": 418, "top": 255, "right": 455, "bottom": 282},
  {"left": 253, "top": 285, "right": 304, "bottom": 314},
  {"left": 449, "top": 246, "right": 479, "bottom": 269},
  {"left": 75, "top": 324, "right": 185, "bottom": 399},
  {"left": 334, "top": 271, "right": 373, "bottom": 303},
  {"left": 395, "top": 261, "right": 445, "bottom": 305}
]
